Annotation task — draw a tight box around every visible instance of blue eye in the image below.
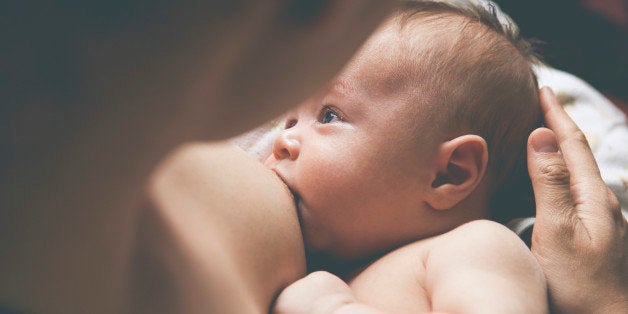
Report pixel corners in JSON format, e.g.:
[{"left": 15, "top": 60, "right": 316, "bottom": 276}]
[
  {"left": 320, "top": 107, "right": 341, "bottom": 124},
  {"left": 285, "top": 118, "right": 298, "bottom": 129}
]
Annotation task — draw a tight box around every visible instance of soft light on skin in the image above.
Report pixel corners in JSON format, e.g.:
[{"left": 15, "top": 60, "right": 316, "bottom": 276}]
[
  {"left": 265, "top": 30, "right": 445, "bottom": 260},
  {"left": 264, "top": 19, "right": 492, "bottom": 261}
]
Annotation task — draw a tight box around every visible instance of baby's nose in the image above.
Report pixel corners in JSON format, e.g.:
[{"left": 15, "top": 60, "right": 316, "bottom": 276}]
[{"left": 272, "top": 129, "right": 300, "bottom": 161}]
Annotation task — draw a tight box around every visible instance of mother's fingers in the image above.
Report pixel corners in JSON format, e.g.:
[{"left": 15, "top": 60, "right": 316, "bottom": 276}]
[
  {"left": 529, "top": 87, "right": 628, "bottom": 314},
  {"left": 527, "top": 128, "right": 575, "bottom": 222},
  {"left": 538, "top": 87, "right": 605, "bottom": 189},
  {"left": 537, "top": 86, "right": 617, "bottom": 221}
]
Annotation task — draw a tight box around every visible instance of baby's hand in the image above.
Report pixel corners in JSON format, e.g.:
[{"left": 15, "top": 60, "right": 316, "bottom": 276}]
[
  {"left": 273, "top": 271, "right": 356, "bottom": 313},
  {"left": 274, "top": 271, "right": 388, "bottom": 314}
]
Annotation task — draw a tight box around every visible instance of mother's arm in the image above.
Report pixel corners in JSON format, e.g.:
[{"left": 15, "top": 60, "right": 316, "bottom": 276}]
[
  {"left": 528, "top": 87, "right": 627, "bottom": 313},
  {"left": 0, "top": 1, "right": 395, "bottom": 312}
]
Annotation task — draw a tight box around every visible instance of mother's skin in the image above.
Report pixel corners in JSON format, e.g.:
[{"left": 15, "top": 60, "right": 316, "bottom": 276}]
[
  {"left": 528, "top": 87, "right": 627, "bottom": 313},
  {"left": 137, "top": 142, "right": 304, "bottom": 313},
  {"left": 1, "top": 1, "right": 395, "bottom": 313}
]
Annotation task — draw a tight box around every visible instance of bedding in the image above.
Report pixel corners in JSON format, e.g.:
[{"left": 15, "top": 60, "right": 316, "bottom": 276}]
[{"left": 534, "top": 66, "right": 628, "bottom": 217}]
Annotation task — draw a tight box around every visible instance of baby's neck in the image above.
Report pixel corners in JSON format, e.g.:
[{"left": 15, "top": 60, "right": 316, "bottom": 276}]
[{"left": 306, "top": 249, "right": 387, "bottom": 280}]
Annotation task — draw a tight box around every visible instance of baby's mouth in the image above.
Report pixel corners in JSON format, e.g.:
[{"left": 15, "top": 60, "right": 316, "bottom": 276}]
[
  {"left": 270, "top": 170, "right": 308, "bottom": 249},
  {"left": 288, "top": 187, "right": 303, "bottom": 220},
  {"left": 290, "top": 189, "right": 300, "bottom": 206},
  {"left": 289, "top": 189, "right": 306, "bottom": 239},
  {"left": 269, "top": 168, "right": 302, "bottom": 214},
  {"left": 279, "top": 179, "right": 304, "bottom": 226}
]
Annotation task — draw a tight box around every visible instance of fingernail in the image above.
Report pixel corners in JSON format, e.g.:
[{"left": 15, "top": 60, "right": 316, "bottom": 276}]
[{"left": 532, "top": 131, "right": 559, "bottom": 153}]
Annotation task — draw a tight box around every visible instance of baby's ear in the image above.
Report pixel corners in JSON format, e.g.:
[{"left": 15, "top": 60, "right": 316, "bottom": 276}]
[{"left": 425, "top": 135, "right": 488, "bottom": 210}]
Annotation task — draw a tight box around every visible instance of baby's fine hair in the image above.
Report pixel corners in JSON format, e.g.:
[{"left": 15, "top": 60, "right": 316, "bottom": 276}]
[{"left": 395, "top": 0, "right": 543, "bottom": 223}]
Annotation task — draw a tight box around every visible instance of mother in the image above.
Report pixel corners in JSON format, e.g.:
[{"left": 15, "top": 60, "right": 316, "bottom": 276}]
[{"left": 1, "top": 1, "right": 625, "bottom": 313}]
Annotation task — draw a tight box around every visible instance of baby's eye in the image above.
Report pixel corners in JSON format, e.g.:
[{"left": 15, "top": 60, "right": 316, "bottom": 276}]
[
  {"left": 319, "top": 107, "right": 342, "bottom": 124},
  {"left": 285, "top": 118, "right": 298, "bottom": 129}
]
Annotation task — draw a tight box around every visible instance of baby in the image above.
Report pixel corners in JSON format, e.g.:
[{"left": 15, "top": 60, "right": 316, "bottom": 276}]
[{"left": 265, "top": 1, "right": 548, "bottom": 312}]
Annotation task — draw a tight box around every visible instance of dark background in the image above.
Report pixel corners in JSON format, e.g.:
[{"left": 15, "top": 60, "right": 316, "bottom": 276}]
[{"left": 496, "top": 0, "right": 627, "bottom": 114}]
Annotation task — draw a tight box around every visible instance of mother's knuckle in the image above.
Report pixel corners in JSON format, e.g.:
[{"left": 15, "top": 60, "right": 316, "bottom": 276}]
[
  {"left": 606, "top": 189, "right": 621, "bottom": 211},
  {"left": 539, "top": 162, "right": 570, "bottom": 185},
  {"left": 570, "top": 129, "right": 590, "bottom": 146}
]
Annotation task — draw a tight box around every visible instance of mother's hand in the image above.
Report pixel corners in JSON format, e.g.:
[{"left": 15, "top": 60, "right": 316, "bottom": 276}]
[{"left": 527, "top": 87, "right": 627, "bottom": 313}]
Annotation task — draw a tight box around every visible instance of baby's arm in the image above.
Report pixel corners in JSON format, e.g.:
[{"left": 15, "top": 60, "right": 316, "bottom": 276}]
[{"left": 426, "top": 220, "right": 548, "bottom": 313}]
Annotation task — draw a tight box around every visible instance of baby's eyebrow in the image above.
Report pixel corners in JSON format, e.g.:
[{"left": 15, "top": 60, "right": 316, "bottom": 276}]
[{"left": 330, "top": 78, "right": 357, "bottom": 97}]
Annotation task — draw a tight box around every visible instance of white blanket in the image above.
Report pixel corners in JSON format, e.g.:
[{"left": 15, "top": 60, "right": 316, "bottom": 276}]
[{"left": 535, "top": 66, "right": 628, "bottom": 216}]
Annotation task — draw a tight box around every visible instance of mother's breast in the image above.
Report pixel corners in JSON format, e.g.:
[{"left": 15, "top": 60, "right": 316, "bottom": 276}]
[{"left": 136, "top": 141, "right": 306, "bottom": 313}]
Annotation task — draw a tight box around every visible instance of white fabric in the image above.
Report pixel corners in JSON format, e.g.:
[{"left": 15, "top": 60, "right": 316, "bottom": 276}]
[
  {"left": 535, "top": 66, "right": 628, "bottom": 216},
  {"left": 231, "top": 120, "right": 282, "bottom": 162}
]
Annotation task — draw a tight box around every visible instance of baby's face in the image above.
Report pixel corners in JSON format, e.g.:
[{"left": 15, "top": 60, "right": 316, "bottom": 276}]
[{"left": 265, "top": 30, "right": 444, "bottom": 259}]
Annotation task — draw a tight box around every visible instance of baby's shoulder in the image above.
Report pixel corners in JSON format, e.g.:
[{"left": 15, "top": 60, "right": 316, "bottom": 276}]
[
  {"left": 424, "top": 221, "right": 547, "bottom": 313},
  {"left": 352, "top": 219, "right": 531, "bottom": 280},
  {"left": 347, "top": 220, "right": 536, "bottom": 312},
  {"left": 426, "top": 219, "right": 537, "bottom": 274},
  {"left": 355, "top": 220, "right": 526, "bottom": 276},
  {"left": 433, "top": 219, "right": 525, "bottom": 248}
]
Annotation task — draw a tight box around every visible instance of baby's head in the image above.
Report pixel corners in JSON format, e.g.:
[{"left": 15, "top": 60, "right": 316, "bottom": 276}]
[{"left": 265, "top": 0, "right": 541, "bottom": 260}]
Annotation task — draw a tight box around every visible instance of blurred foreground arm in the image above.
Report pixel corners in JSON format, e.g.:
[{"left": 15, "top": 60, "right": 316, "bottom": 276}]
[{"left": 1, "top": 1, "right": 395, "bottom": 312}]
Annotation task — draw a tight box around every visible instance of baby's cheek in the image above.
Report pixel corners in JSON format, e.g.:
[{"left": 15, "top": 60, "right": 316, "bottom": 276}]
[
  {"left": 312, "top": 160, "right": 355, "bottom": 189},
  {"left": 299, "top": 159, "right": 352, "bottom": 208}
]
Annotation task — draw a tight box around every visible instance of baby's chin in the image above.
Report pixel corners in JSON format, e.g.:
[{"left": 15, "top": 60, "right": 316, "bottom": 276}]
[
  {"left": 301, "top": 219, "right": 389, "bottom": 264},
  {"left": 290, "top": 196, "right": 326, "bottom": 253},
  {"left": 297, "top": 206, "right": 359, "bottom": 261},
  {"left": 284, "top": 189, "right": 341, "bottom": 264},
  {"left": 303, "top": 231, "right": 381, "bottom": 278},
  {"left": 282, "top": 182, "right": 380, "bottom": 262}
]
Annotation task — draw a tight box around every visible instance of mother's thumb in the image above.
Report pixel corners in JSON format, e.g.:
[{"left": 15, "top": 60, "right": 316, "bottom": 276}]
[{"left": 527, "top": 128, "right": 574, "bottom": 220}]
